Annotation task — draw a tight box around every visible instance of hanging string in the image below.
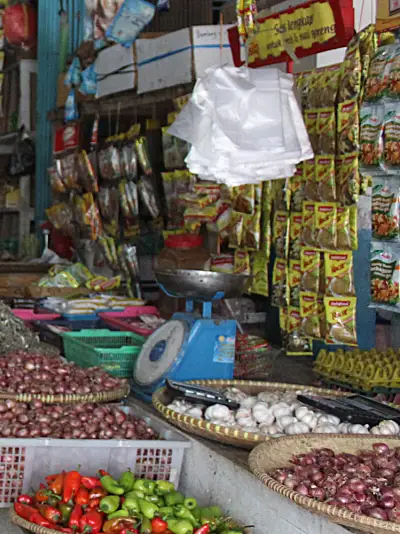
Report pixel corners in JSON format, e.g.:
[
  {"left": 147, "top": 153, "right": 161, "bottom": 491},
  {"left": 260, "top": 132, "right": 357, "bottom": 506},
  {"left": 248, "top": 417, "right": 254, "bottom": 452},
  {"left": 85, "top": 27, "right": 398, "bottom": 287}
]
[{"left": 219, "top": 12, "right": 224, "bottom": 67}]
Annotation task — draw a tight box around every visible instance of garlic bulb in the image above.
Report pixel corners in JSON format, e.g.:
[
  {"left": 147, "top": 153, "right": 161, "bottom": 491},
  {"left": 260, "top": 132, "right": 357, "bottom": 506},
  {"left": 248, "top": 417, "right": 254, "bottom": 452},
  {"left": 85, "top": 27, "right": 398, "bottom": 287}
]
[
  {"left": 314, "top": 423, "right": 339, "bottom": 433},
  {"left": 259, "top": 423, "right": 280, "bottom": 435},
  {"left": 236, "top": 407, "right": 252, "bottom": 420},
  {"left": 285, "top": 422, "right": 309, "bottom": 435},
  {"left": 295, "top": 406, "right": 310, "bottom": 421},
  {"left": 301, "top": 412, "right": 318, "bottom": 430},
  {"left": 373, "top": 420, "right": 399, "bottom": 435},
  {"left": 348, "top": 424, "right": 369, "bottom": 434},
  {"left": 338, "top": 422, "right": 351, "bottom": 433},
  {"left": 205, "top": 404, "right": 231, "bottom": 422},
  {"left": 276, "top": 415, "right": 296, "bottom": 431},
  {"left": 237, "top": 416, "right": 256, "bottom": 428},
  {"left": 317, "top": 414, "right": 341, "bottom": 426},
  {"left": 241, "top": 424, "right": 258, "bottom": 433},
  {"left": 223, "top": 387, "right": 248, "bottom": 403},
  {"left": 252, "top": 402, "right": 274, "bottom": 425},
  {"left": 185, "top": 406, "right": 203, "bottom": 419},
  {"left": 271, "top": 403, "right": 292, "bottom": 418},
  {"left": 290, "top": 401, "right": 302, "bottom": 412},
  {"left": 240, "top": 396, "right": 258, "bottom": 409},
  {"left": 257, "top": 392, "right": 279, "bottom": 404},
  {"left": 379, "top": 420, "right": 400, "bottom": 434}
]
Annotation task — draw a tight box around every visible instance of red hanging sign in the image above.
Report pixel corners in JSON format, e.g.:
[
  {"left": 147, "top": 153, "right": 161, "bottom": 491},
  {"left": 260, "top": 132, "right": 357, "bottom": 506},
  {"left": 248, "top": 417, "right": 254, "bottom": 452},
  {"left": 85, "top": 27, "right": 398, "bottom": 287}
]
[{"left": 228, "top": 0, "right": 354, "bottom": 68}]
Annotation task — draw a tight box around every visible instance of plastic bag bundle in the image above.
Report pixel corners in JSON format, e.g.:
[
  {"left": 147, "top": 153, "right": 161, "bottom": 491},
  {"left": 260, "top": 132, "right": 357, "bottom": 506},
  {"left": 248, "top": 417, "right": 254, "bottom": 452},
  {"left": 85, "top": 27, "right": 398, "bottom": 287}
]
[{"left": 168, "top": 66, "right": 313, "bottom": 186}]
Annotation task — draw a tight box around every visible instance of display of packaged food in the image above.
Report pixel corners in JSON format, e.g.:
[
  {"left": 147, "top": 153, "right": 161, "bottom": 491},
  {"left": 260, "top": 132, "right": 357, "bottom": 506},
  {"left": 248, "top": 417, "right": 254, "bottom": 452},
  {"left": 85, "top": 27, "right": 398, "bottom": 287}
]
[
  {"left": 324, "top": 296, "right": 357, "bottom": 346},
  {"left": 273, "top": 210, "right": 289, "bottom": 259},
  {"left": 289, "top": 212, "right": 302, "bottom": 260},
  {"left": 301, "top": 201, "right": 316, "bottom": 247},
  {"left": 271, "top": 257, "right": 288, "bottom": 307},
  {"left": 317, "top": 107, "right": 336, "bottom": 154},
  {"left": 337, "top": 206, "right": 352, "bottom": 250},
  {"left": 337, "top": 100, "right": 359, "bottom": 154},
  {"left": 325, "top": 251, "right": 354, "bottom": 297},
  {"left": 234, "top": 249, "right": 251, "bottom": 275},
  {"left": 289, "top": 258, "right": 301, "bottom": 307},
  {"left": 301, "top": 247, "right": 320, "bottom": 293},
  {"left": 249, "top": 250, "right": 269, "bottom": 297},
  {"left": 336, "top": 153, "right": 360, "bottom": 206},
  {"left": 370, "top": 240, "right": 400, "bottom": 305},
  {"left": 300, "top": 291, "right": 320, "bottom": 339},
  {"left": 360, "top": 103, "right": 384, "bottom": 168},
  {"left": 365, "top": 45, "right": 394, "bottom": 101},
  {"left": 315, "top": 202, "right": 337, "bottom": 250},
  {"left": 372, "top": 176, "right": 400, "bottom": 241},
  {"left": 315, "top": 155, "right": 336, "bottom": 202}
]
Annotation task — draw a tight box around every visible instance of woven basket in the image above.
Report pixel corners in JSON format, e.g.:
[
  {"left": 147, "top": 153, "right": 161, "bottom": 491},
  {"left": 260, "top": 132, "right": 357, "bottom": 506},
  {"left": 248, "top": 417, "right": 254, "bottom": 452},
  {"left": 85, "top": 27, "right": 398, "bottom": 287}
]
[
  {"left": 249, "top": 435, "right": 400, "bottom": 534},
  {"left": 0, "top": 383, "right": 130, "bottom": 404},
  {"left": 152, "top": 380, "right": 348, "bottom": 449}
]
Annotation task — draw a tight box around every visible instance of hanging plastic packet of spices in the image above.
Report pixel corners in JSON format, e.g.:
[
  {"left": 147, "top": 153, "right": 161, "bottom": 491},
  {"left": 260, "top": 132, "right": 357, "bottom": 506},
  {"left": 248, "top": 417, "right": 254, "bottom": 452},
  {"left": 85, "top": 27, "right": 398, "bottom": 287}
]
[
  {"left": 301, "top": 247, "right": 320, "bottom": 293},
  {"left": 290, "top": 165, "right": 304, "bottom": 212},
  {"left": 336, "top": 153, "right": 360, "bottom": 206},
  {"left": 234, "top": 249, "right": 251, "bottom": 275},
  {"left": 77, "top": 150, "right": 98, "bottom": 193},
  {"left": 83, "top": 192, "right": 103, "bottom": 240},
  {"left": 243, "top": 209, "right": 261, "bottom": 250},
  {"left": 365, "top": 45, "right": 394, "bottom": 101},
  {"left": 136, "top": 137, "right": 152, "bottom": 175},
  {"left": 56, "top": 152, "right": 79, "bottom": 190},
  {"left": 273, "top": 210, "right": 289, "bottom": 259},
  {"left": 271, "top": 258, "right": 288, "bottom": 307},
  {"left": 286, "top": 307, "right": 313, "bottom": 356},
  {"left": 98, "top": 145, "right": 122, "bottom": 180},
  {"left": 359, "top": 25, "right": 377, "bottom": 87},
  {"left": 233, "top": 184, "right": 255, "bottom": 214},
  {"left": 315, "top": 202, "right": 337, "bottom": 250},
  {"left": 229, "top": 211, "right": 244, "bottom": 249},
  {"left": 350, "top": 206, "right": 358, "bottom": 250},
  {"left": 300, "top": 292, "right": 321, "bottom": 339},
  {"left": 324, "top": 296, "right": 358, "bottom": 346},
  {"left": 337, "top": 100, "right": 360, "bottom": 154},
  {"left": 301, "top": 201, "right": 316, "bottom": 247},
  {"left": 337, "top": 206, "right": 352, "bottom": 250},
  {"left": 289, "top": 259, "right": 302, "bottom": 307},
  {"left": 317, "top": 108, "right": 336, "bottom": 155},
  {"left": 383, "top": 102, "right": 400, "bottom": 170},
  {"left": 360, "top": 103, "right": 384, "bottom": 169},
  {"left": 303, "top": 158, "right": 318, "bottom": 201},
  {"left": 315, "top": 155, "right": 336, "bottom": 202},
  {"left": 338, "top": 41, "right": 362, "bottom": 102},
  {"left": 320, "top": 65, "right": 341, "bottom": 107},
  {"left": 64, "top": 89, "right": 79, "bottom": 122},
  {"left": 249, "top": 250, "right": 269, "bottom": 297},
  {"left": 370, "top": 240, "right": 400, "bottom": 306},
  {"left": 304, "top": 109, "right": 319, "bottom": 154},
  {"left": 138, "top": 175, "right": 160, "bottom": 218},
  {"left": 307, "top": 71, "right": 322, "bottom": 110},
  {"left": 372, "top": 176, "right": 400, "bottom": 241},
  {"left": 47, "top": 166, "right": 66, "bottom": 194},
  {"left": 272, "top": 179, "right": 290, "bottom": 212},
  {"left": 325, "top": 250, "right": 354, "bottom": 297},
  {"left": 289, "top": 213, "right": 302, "bottom": 260}
]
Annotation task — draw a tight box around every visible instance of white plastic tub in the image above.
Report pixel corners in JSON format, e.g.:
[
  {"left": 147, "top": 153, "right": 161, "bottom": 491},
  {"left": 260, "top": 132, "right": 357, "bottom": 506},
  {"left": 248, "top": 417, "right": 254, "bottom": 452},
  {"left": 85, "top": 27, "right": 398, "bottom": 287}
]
[{"left": 0, "top": 403, "right": 190, "bottom": 507}]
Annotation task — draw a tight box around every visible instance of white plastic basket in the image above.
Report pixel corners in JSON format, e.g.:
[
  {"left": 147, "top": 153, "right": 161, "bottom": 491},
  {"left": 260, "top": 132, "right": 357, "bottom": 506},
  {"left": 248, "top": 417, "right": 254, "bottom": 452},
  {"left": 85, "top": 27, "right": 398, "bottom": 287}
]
[{"left": 0, "top": 404, "right": 190, "bottom": 507}]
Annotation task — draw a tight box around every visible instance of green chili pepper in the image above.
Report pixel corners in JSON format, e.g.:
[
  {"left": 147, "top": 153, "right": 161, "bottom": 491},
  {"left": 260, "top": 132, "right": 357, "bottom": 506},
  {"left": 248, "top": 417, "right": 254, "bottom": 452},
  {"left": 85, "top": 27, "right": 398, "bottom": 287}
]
[
  {"left": 167, "top": 519, "right": 194, "bottom": 534},
  {"left": 207, "top": 506, "right": 222, "bottom": 518},
  {"left": 138, "top": 498, "right": 159, "bottom": 519},
  {"left": 59, "top": 503, "right": 73, "bottom": 525},
  {"left": 100, "top": 495, "right": 120, "bottom": 514},
  {"left": 101, "top": 475, "right": 125, "bottom": 495},
  {"left": 122, "top": 494, "right": 140, "bottom": 515},
  {"left": 155, "top": 480, "right": 175, "bottom": 494},
  {"left": 158, "top": 506, "right": 174, "bottom": 518},
  {"left": 140, "top": 517, "right": 152, "bottom": 534},
  {"left": 164, "top": 491, "right": 185, "bottom": 506},
  {"left": 145, "top": 494, "right": 161, "bottom": 504},
  {"left": 126, "top": 489, "right": 145, "bottom": 500},
  {"left": 184, "top": 498, "right": 197, "bottom": 510},
  {"left": 119, "top": 469, "right": 135, "bottom": 493},
  {"left": 133, "top": 479, "right": 155, "bottom": 495},
  {"left": 174, "top": 505, "right": 198, "bottom": 526},
  {"left": 107, "top": 509, "right": 130, "bottom": 520}
]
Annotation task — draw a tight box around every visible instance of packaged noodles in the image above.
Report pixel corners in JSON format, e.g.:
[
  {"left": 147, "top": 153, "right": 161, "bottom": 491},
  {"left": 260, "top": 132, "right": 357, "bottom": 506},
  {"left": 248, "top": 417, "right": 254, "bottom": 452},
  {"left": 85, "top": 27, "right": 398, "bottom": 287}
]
[
  {"left": 337, "top": 207, "right": 352, "bottom": 250},
  {"left": 289, "top": 213, "right": 302, "bottom": 259},
  {"left": 324, "top": 296, "right": 358, "bottom": 346},
  {"left": 325, "top": 251, "right": 355, "bottom": 297},
  {"left": 315, "top": 155, "right": 336, "bottom": 202},
  {"left": 315, "top": 202, "right": 337, "bottom": 250},
  {"left": 234, "top": 249, "right": 251, "bottom": 275}
]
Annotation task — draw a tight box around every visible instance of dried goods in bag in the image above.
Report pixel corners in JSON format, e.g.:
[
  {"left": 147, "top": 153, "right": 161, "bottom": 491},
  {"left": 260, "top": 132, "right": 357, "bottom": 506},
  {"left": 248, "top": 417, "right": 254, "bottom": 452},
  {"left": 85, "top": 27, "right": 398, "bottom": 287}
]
[
  {"left": 56, "top": 152, "right": 79, "bottom": 190},
  {"left": 286, "top": 307, "right": 313, "bottom": 355},
  {"left": 233, "top": 184, "right": 255, "bottom": 214},
  {"left": 46, "top": 203, "right": 75, "bottom": 237},
  {"left": 338, "top": 42, "right": 362, "bottom": 102},
  {"left": 250, "top": 250, "right": 269, "bottom": 297},
  {"left": 273, "top": 210, "right": 289, "bottom": 258},
  {"left": 317, "top": 108, "right": 336, "bottom": 154},
  {"left": 273, "top": 179, "right": 290, "bottom": 212},
  {"left": 320, "top": 65, "right": 341, "bottom": 107},
  {"left": 336, "top": 154, "right": 360, "bottom": 205},
  {"left": 325, "top": 251, "right": 354, "bottom": 297},
  {"left": 316, "top": 155, "right": 336, "bottom": 202},
  {"left": 370, "top": 240, "right": 400, "bottom": 305},
  {"left": 372, "top": 176, "right": 400, "bottom": 240},
  {"left": 272, "top": 258, "right": 288, "bottom": 307},
  {"left": 120, "top": 143, "right": 138, "bottom": 180},
  {"left": 98, "top": 187, "right": 120, "bottom": 237},
  {"left": 305, "top": 71, "right": 321, "bottom": 109},
  {"left": 303, "top": 159, "right": 318, "bottom": 201},
  {"left": 365, "top": 45, "right": 394, "bottom": 101},
  {"left": 337, "top": 206, "right": 352, "bottom": 250},
  {"left": 301, "top": 247, "right": 320, "bottom": 293},
  {"left": 324, "top": 296, "right": 357, "bottom": 346},
  {"left": 300, "top": 291, "right": 320, "bottom": 339},
  {"left": 360, "top": 104, "right": 384, "bottom": 168},
  {"left": 290, "top": 166, "right": 304, "bottom": 212},
  {"left": 243, "top": 209, "right": 261, "bottom": 250},
  {"left": 315, "top": 202, "right": 337, "bottom": 250},
  {"left": 229, "top": 211, "right": 244, "bottom": 249},
  {"left": 337, "top": 100, "right": 360, "bottom": 154},
  {"left": 289, "top": 213, "right": 302, "bottom": 259},
  {"left": 289, "top": 259, "right": 301, "bottom": 307},
  {"left": 384, "top": 103, "right": 400, "bottom": 169},
  {"left": 301, "top": 201, "right": 316, "bottom": 247}
]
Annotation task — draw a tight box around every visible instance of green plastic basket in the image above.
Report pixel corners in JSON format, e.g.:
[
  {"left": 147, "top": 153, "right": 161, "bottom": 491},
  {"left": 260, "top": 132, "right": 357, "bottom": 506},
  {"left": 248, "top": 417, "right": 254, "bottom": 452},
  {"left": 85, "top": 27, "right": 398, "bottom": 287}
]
[{"left": 62, "top": 330, "right": 145, "bottom": 377}]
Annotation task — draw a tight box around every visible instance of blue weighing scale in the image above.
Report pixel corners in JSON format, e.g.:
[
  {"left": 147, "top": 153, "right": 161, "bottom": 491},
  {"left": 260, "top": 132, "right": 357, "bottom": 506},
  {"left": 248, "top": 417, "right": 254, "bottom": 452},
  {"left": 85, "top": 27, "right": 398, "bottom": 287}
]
[{"left": 132, "top": 269, "right": 251, "bottom": 402}]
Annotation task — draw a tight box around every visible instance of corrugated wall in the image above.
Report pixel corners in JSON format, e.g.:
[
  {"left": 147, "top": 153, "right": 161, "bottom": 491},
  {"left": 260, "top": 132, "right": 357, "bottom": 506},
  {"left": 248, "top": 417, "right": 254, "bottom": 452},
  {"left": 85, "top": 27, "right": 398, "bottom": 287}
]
[{"left": 36, "top": 0, "right": 85, "bottom": 227}]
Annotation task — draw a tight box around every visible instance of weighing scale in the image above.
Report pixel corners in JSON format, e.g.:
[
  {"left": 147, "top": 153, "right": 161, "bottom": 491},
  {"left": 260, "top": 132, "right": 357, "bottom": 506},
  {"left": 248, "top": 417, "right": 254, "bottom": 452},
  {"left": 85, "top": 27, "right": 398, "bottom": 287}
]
[{"left": 132, "top": 269, "right": 251, "bottom": 402}]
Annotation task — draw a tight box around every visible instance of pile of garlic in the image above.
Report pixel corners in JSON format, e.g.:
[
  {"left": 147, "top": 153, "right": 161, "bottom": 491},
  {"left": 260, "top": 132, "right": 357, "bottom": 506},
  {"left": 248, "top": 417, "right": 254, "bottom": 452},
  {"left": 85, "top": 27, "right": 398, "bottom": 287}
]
[{"left": 167, "top": 387, "right": 400, "bottom": 436}]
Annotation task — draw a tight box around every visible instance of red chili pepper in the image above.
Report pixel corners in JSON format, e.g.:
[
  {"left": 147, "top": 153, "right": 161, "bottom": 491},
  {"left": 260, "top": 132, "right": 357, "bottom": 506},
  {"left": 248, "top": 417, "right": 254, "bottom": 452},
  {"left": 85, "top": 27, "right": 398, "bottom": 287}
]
[
  {"left": 49, "top": 472, "right": 65, "bottom": 496},
  {"left": 151, "top": 518, "right": 169, "bottom": 533},
  {"left": 75, "top": 487, "right": 90, "bottom": 506},
  {"left": 37, "top": 504, "right": 61, "bottom": 525},
  {"left": 68, "top": 504, "right": 83, "bottom": 530},
  {"left": 46, "top": 473, "right": 60, "bottom": 486},
  {"left": 63, "top": 471, "right": 81, "bottom": 503},
  {"left": 81, "top": 476, "right": 101, "bottom": 490},
  {"left": 79, "top": 510, "right": 103, "bottom": 534},
  {"left": 194, "top": 526, "right": 211, "bottom": 534},
  {"left": 39, "top": 483, "right": 46, "bottom": 489},
  {"left": 98, "top": 469, "right": 110, "bottom": 477},
  {"left": 89, "top": 487, "right": 108, "bottom": 500},
  {"left": 88, "top": 498, "right": 100, "bottom": 510},
  {"left": 14, "top": 503, "right": 52, "bottom": 528},
  {"left": 17, "top": 495, "right": 34, "bottom": 505},
  {"left": 35, "top": 489, "right": 52, "bottom": 503},
  {"left": 120, "top": 530, "right": 139, "bottom": 534}
]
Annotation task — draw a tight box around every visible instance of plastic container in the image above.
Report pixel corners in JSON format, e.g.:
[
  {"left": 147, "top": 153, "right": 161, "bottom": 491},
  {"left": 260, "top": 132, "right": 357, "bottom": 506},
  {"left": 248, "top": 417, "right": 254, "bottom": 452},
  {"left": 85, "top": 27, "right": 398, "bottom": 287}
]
[
  {"left": 155, "top": 235, "right": 211, "bottom": 271},
  {"left": 12, "top": 309, "right": 61, "bottom": 322},
  {"left": 100, "top": 306, "right": 161, "bottom": 337},
  {"left": 0, "top": 404, "right": 190, "bottom": 508},
  {"left": 33, "top": 318, "right": 107, "bottom": 353},
  {"left": 62, "top": 329, "right": 145, "bottom": 377}
]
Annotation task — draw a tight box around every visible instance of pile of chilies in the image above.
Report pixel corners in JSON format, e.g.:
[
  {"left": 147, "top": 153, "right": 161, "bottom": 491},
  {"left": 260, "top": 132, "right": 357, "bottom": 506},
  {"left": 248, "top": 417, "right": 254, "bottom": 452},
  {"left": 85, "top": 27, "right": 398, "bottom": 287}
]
[
  {"left": 272, "top": 443, "right": 400, "bottom": 522},
  {"left": 0, "top": 352, "right": 126, "bottom": 395}
]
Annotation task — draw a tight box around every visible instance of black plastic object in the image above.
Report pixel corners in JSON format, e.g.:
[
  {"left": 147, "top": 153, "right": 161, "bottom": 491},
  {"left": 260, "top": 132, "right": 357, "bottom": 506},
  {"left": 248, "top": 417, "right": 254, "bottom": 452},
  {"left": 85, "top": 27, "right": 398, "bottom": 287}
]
[
  {"left": 8, "top": 127, "right": 35, "bottom": 177},
  {"left": 167, "top": 379, "right": 240, "bottom": 409}
]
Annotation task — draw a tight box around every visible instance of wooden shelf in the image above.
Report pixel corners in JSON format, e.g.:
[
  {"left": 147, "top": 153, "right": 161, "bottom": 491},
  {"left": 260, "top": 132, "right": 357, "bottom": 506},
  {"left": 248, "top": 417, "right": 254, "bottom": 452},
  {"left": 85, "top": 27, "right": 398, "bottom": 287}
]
[{"left": 47, "top": 83, "right": 194, "bottom": 122}]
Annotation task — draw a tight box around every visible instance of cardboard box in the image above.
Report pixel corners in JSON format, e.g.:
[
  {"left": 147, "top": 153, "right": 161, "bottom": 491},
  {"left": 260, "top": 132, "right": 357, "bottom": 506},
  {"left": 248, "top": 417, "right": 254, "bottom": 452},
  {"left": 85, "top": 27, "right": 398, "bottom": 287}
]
[{"left": 95, "top": 44, "right": 136, "bottom": 99}]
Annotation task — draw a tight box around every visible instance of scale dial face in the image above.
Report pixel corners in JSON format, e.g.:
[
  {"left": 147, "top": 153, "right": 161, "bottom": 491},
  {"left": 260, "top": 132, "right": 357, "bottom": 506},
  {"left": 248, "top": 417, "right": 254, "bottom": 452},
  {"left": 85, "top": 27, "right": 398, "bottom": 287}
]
[{"left": 134, "top": 320, "right": 187, "bottom": 386}]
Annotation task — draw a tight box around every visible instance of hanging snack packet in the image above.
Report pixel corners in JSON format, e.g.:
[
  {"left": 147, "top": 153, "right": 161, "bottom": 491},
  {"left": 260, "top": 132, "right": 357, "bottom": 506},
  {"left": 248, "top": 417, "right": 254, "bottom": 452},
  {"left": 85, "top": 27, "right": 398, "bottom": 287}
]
[
  {"left": 338, "top": 42, "right": 362, "bottom": 102},
  {"left": 320, "top": 65, "right": 341, "bottom": 107},
  {"left": 250, "top": 251, "right": 269, "bottom": 297},
  {"left": 324, "top": 296, "right": 357, "bottom": 346},
  {"left": 370, "top": 240, "right": 400, "bottom": 305},
  {"left": 315, "top": 202, "right": 337, "bottom": 250},
  {"left": 138, "top": 175, "right": 160, "bottom": 219},
  {"left": 83, "top": 193, "right": 103, "bottom": 240},
  {"left": 301, "top": 201, "right": 316, "bottom": 247},
  {"left": 46, "top": 203, "right": 75, "bottom": 237},
  {"left": 136, "top": 137, "right": 152, "bottom": 175},
  {"left": 300, "top": 292, "right": 320, "bottom": 339},
  {"left": 271, "top": 258, "right": 288, "bottom": 307},
  {"left": 273, "top": 179, "right": 291, "bottom": 212},
  {"left": 77, "top": 150, "right": 98, "bottom": 193},
  {"left": 243, "top": 209, "right": 261, "bottom": 250},
  {"left": 337, "top": 100, "right": 359, "bottom": 154},
  {"left": 304, "top": 110, "right": 319, "bottom": 154},
  {"left": 233, "top": 184, "right": 255, "bottom": 215},
  {"left": 125, "top": 180, "right": 139, "bottom": 218},
  {"left": 317, "top": 108, "right": 336, "bottom": 154},
  {"left": 290, "top": 166, "right": 305, "bottom": 212},
  {"left": 234, "top": 249, "right": 251, "bottom": 275},
  {"left": 289, "top": 259, "right": 302, "bottom": 307},
  {"left": 301, "top": 247, "right": 320, "bottom": 293},
  {"left": 350, "top": 206, "right": 358, "bottom": 250},
  {"left": 47, "top": 166, "right": 66, "bottom": 194},
  {"left": 337, "top": 207, "right": 352, "bottom": 250},
  {"left": 120, "top": 143, "right": 137, "bottom": 180},
  {"left": 307, "top": 71, "right": 322, "bottom": 109},
  {"left": 336, "top": 154, "right": 360, "bottom": 206},
  {"left": 286, "top": 307, "right": 313, "bottom": 356},
  {"left": 384, "top": 103, "right": 400, "bottom": 170},
  {"left": 359, "top": 25, "right": 377, "bottom": 85},
  {"left": 388, "top": 44, "right": 400, "bottom": 98},
  {"left": 325, "top": 251, "right": 354, "bottom": 297},
  {"left": 73, "top": 193, "right": 89, "bottom": 234},
  {"left": 360, "top": 104, "right": 384, "bottom": 168},
  {"left": 105, "top": 0, "right": 155, "bottom": 47},
  {"left": 289, "top": 213, "right": 302, "bottom": 260},
  {"left": 273, "top": 210, "right": 289, "bottom": 258},
  {"left": 162, "top": 126, "right": 188, "bottom": 170},
  {"left": 303, "top": 159, "right": 318, "bottom": 201},
  {"left": 124, "top": 244, "right": 140, "bottom": 279},
  {"left": 229, "top": 211, "right": 244, "bottom": 249},
  {"left": 211, "top": 254, "right": 234, "bottom": 274},
  {"left": 315, "top": 155, "right": 336, "bottom": 202},
  {"left": 365, "top": 45, "right": 394, "bottom": 101},
  {"left": 55, "top": 153, "right": 79, "bottom": 190},
  {"left": 98, "top": 187, "right": 120, "bottom": 237},
  {"left": 372, "top": 176, "right": 400, "bottom": 241},
  {"left": 98, "top": 145, "right": 121, "bottom": 181}
]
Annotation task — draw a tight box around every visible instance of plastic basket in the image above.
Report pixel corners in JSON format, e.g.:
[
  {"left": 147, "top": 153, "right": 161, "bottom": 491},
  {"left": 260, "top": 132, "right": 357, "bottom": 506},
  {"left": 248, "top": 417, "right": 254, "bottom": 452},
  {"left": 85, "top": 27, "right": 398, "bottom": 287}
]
[
  {"left": 100, "top": 306, "right": 161, "bottom": 336},
  {"left": 62, "top": 329, "right": 145, "bottom": 377},
  {"left": 33, "top": 318, "right": 106, "bottom": 353},
  {"left": 0, "top": 404, "right": 190, "bottom": 508},
  {"left": 12, "top": 309, "right": 61, "bottom": 322},
  {"left": 62, "top": 308, "right": 125, "bottom": 322}
]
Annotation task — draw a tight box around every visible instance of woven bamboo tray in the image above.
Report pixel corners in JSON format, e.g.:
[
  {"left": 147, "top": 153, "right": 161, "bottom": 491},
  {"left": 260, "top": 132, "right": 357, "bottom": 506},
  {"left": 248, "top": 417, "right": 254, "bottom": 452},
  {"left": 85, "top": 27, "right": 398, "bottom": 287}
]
[
  {"left": 249, "top": 434, "right": 400, "bottom": 534},
  {"left": 0, "top": 383, "right": 130, "bottom": 404},
  {"left": 152, "top": 380, "right": 348, "bottom": 449}
]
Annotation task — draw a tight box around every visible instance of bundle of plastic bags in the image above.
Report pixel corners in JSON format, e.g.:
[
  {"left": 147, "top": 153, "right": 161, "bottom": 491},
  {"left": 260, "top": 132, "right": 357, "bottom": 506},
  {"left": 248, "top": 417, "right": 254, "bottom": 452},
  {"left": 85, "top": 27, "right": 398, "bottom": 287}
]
[{"left": 168, "top": 65, "right": 313, "bottom": 186}]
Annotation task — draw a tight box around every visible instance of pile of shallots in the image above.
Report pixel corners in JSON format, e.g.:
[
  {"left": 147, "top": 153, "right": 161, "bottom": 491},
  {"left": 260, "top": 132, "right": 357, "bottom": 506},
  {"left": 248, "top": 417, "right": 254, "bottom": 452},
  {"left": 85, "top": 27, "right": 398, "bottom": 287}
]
[
  {"left": 272, "top": 443, "right": 400, "bottom": 523},
  {"left": 0, "top": 400, "right": 158, "bottom": 440},
  {"left": 0, "top": 352, "right": 126, "bottom": 395}
]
